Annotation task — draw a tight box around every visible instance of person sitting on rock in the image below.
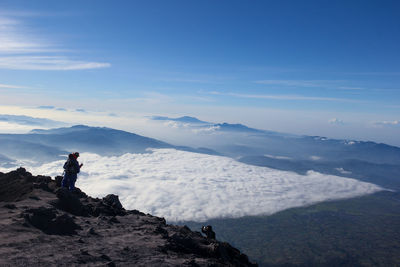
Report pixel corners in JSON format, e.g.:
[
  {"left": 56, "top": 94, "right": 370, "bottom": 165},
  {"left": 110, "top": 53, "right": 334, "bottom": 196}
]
[
  {"left": 62, "top": 152, "right": 83, "bottom": 191},
  {"left": 201, "top": 225, "right": 216, "bottom": 240}
]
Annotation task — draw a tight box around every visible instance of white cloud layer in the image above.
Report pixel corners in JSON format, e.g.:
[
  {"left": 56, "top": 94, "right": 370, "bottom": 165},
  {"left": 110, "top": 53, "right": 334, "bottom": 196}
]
[{"left": 9, "top": 149, "right": 383, "bottom": 222}]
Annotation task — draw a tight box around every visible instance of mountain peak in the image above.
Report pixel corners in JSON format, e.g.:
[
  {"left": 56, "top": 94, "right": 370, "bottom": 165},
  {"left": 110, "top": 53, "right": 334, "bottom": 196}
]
[
  {"left": 177, "top": 116, "right": 206, "bottom": 123},
  {"left": 30, "top": 125, "right": 91, "bottom": 134},
  {"left": 151, "top": 116, "right": 208, "bottom": 124},
  {"left": 214, "top": 122, "right": 264, "bottom": 133}
]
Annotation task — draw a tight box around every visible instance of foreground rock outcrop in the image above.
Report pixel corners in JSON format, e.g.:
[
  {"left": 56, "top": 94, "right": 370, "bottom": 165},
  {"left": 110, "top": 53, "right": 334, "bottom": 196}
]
[{"left": 0, "top": 168, "right": 257, "bottom": 266}]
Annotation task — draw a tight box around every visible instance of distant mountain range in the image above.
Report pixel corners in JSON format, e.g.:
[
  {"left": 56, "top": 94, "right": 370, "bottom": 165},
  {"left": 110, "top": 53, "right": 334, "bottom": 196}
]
[
  {"left": 0, "top": 115, "right": 399, "bottom": 189},
  {"left": 151, "top": 115, "right": 275, "bottom": 134},
  {"left": 151, "top": 115, "right": 400, "bottom": 165},
  {"left": 0, "top": 125, "right": 171, "bottom": 165},
  {"left": 26, "top": 125, "right": 172, "bottom": 154},
  {"left": 0, "top": 125, "right": 217, "bottom": 166}
]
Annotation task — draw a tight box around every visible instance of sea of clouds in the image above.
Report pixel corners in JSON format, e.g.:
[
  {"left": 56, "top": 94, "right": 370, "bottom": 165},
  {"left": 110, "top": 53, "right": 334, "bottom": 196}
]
[{"left": 8, "top": 149, "right": 383, "bottom": 222}]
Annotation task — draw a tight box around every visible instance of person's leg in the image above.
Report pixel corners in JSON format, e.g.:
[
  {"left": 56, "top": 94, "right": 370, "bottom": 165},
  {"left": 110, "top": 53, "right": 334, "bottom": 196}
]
[
  {"left": 69, "top": 177, "right": 76, "bottom": 191},
  {"left": 61, "top": 175, "right": 69, "bottom": 188}
]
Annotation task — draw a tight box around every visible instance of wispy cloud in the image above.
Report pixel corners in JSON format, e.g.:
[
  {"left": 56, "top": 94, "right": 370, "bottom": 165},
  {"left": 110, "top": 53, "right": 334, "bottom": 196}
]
[
  {"left": 335, "top": 167, "right": 352, "bottom": 175},
  {"left": 0, "top": 13, "right": 110, "bottom": 70},
  {"left": 264, "top": 154, "right": 292, "bottom": 160},
  {"left": 0, "top": 83, "right": 26, "bottom": 89},
  {"left": 0, "top": 114, "right": 65, "bottom": 127},
  {"left": 338, "top": 86, "right": 363, "bottom": 90},
  {"left": 209, "top": 91, "right": 362, "bottom": 103},
  {"left": 329, "top": 118, "right": 345, "bottom": 125},
  {"left": 373, "top": 120, "right": 399, "bottom": 126},
  {"left": 254, "top": 80, "right": 330, "bottom": 87},
  {"left": 37, "top": 105, "right": 55, "bottom": 110},
  {"left": 0, "top": 16, "right": 53, "bottom": 54},
  {"left": 160, "top": 78, "right": 215, "bottom": 84},
  {"left": 0, "top": 56, "right": 110, "bottom": 70},
  {"left": 310, "top": 155, "right": 322, "bottom": 161},
  {"left": 0, "top": 10, "right": 45, "bottom": 18},
  {"left": 344, "top": 72, "right": 400, "bottom": 76},
  {"left": 36, "top": 106, "right": 67, "bottom": 111},
  {"left": 254, "top": 80, "right": 364, "bottom": 91}
]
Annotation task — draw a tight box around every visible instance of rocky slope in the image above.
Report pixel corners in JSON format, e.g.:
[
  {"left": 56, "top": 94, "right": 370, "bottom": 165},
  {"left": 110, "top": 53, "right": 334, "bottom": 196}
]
[{"left": 0, "top": 168, "right": 257, "bottom": 266}]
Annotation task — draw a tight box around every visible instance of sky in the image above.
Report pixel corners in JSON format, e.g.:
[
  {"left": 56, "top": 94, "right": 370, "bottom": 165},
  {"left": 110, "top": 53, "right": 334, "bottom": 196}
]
[{"left": 0, "top": 0, "right": 399, "bottom": 146}]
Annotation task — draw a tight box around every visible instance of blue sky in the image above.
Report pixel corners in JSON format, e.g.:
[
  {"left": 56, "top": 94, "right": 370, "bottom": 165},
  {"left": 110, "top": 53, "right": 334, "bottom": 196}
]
[{"left": 0, "top": 0, "right": 399, "bottom": 145}]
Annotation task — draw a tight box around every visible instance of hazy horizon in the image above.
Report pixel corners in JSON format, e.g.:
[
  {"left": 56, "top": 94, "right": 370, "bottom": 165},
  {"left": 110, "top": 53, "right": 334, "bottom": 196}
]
[
  {"left": 0, "top": 107, "right": 399, "bottom": 148},
  {"left": 0, "top": 1, "right": 399, "bottom": 146}
]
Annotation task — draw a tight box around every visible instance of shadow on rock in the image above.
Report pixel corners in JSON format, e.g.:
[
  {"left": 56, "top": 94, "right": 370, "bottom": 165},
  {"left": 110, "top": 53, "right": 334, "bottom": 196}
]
[
  {"left": 52, "top": 188, "right": 89, "bottom": 216},
  {"left": 90, "top": 194, "right": 126, "bottom": 217},
  {"left": 24, "top": 207, "right": 81, "bottom": 235}
]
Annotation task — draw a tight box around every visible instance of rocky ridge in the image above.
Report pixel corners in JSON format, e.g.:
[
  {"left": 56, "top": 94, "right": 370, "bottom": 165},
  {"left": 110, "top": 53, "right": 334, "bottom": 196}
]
[{"left": 0, "top": 168, "right": 257, "bottom": 266}]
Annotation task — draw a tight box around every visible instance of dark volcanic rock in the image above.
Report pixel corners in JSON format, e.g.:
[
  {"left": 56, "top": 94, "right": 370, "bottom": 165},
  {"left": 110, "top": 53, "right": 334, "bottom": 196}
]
[
  {"left": 88, "top": 194, "right": 126, "bottom": 217},
  {"left": 24, "top": 207, "right": 81, "bottom": 235},
  {"left": 73, "top": 187, "right": 88, "bottom": 199},
  {"left": 54, "top": 187, "right": 89, "bottom": 216},
  {"left": 0, "top": 167, "right": 34, "bottom": 202},
  {"left": 0, "top": 169, "right": 257, "bottom": 266},
  {"left": 33, "top": 182, "right": 52, "bottom": 192},
  {"left": 103, "top": 194, "right": 123, "bottom": 210},
  {"left": 55, "top": 175, "right": 63, "bottom": 187},
  {"left": 3, "top": 203, "right": 16, "bottom": 209}
]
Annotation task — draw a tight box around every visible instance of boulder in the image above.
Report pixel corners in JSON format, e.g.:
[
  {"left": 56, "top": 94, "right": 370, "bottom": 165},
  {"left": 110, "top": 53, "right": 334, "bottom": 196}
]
[
  {"left": 53, "top": 188, "right": 89, "bottom": 216},
  {"left": 72, "top": 187, "right": 88, "bottom": 199},
  {"left": 24, "top": 207, "right": 81, "bottom": 235},
  {"left": 0, "top": 168, "right": 33, "bottom": 201},
  {"left": 103, "top": 194, "right": 124, "bottom": 210},
  {"left": 55, "top": 176, "right": 63, "bottom": 187},
  {"left": 33, "top": 182, "right": 52, "bottom": 192},
  {"left": 88, "top": 194, "right": 126, "bottom": 217}
]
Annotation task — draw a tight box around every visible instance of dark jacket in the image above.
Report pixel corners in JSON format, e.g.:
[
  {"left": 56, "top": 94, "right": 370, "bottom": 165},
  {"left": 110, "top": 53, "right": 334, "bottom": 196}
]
[
  {"left": 201, "top": 225, "right": 216, "bottom": 240},
  {"left": 63, "top": 156, "right": 81, "bottom": 179}
]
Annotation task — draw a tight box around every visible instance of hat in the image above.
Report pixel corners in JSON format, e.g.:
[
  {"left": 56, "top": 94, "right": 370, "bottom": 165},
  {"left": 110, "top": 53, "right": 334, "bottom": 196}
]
[{"left": 73, "top": 152, "right": 80, "bottom": 158}]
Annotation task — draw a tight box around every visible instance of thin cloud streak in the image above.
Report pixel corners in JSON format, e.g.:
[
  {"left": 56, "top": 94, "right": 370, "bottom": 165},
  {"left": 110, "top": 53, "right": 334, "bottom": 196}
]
[
  {"left": 254, "top": 80, "right": 334, "bottom": 87},
  {"left": 0, "top": 56, "right": 110, "bottom": 70},
  {"left": 0, "top": 16, "right": 51, "bottom": 54},
  {"left": 0, "top": 83, "right": 26, "bottom": 89},
  {"left": 338, "top": 86, "right": 363, "bottom": 90},
  {"left": 254, "top": 80, "right": 364, "bottom": 91},
  {"left": 344, "top": 72, "right": 400, "bottom": 76},
  {"left": 373, "top": 120, "right": 399, "bottom": 126},
  {"left": 329, "top": 118, "right": 345, "bottom": 125},
  {"left": 209, "top": 91, "right": 363, "bottom": 103},
  {"left": 0, "top": 13, "right": 110, "bottom": 70}
]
